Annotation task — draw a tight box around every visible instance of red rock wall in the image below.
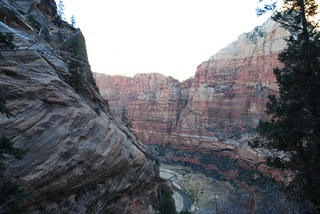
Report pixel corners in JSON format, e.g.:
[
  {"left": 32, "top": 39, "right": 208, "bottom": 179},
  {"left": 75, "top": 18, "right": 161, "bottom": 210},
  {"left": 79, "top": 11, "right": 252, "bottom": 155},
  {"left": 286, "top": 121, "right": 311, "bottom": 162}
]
[{"left": 94, "top": 19, "right": 288, "bottom": 161}]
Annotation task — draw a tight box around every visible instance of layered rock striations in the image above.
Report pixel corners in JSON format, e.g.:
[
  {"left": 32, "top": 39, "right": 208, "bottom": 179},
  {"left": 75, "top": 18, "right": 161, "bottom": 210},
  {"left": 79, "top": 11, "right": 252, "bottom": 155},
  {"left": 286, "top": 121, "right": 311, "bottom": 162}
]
[
  {"left": 0, "top": 1, "right": 159, "bottom": 213},
  {"left": 94, "top": 19, "right": 288, "bottom": 163},
  {"left": 96, "top": 73, "right": 168, "bottom": 120}
]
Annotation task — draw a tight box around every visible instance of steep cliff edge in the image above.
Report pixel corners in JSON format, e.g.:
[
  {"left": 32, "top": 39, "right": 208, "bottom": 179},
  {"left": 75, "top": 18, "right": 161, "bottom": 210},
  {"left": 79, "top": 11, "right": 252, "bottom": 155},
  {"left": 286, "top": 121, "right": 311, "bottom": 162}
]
[
  {"left": 0, "top": 1, "right": 159, "bottom": 213},
  {"left": 94, "top": 19, "right": 288, "bottom": 164}
]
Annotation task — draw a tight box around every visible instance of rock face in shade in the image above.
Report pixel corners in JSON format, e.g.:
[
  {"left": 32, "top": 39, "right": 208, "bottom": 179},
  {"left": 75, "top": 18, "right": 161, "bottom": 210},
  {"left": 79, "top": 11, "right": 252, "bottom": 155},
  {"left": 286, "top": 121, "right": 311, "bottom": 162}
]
[
  {"left": 94, "top": 19, "right": 288, "bottom": 164},
  {"left": 0, "top": 1, "right": 159, "bottom": 213}
]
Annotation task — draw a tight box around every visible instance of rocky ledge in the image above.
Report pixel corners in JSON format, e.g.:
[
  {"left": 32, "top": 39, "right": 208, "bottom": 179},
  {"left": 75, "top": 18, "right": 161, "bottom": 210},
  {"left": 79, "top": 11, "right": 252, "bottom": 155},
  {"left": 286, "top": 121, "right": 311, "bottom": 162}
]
[{"left": 0, "top": 0, "right": 159, "bottom": 213}]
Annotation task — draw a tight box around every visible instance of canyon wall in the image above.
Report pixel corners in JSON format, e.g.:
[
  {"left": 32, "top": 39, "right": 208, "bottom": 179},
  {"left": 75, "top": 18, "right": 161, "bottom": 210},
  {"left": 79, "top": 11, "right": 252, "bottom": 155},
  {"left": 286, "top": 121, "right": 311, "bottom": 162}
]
[
  {"left": 95, "top": 19, "right": 288, "bottom": 163},
  {"left": 0, "top": 1, "right": 159, "bottom": 213}
]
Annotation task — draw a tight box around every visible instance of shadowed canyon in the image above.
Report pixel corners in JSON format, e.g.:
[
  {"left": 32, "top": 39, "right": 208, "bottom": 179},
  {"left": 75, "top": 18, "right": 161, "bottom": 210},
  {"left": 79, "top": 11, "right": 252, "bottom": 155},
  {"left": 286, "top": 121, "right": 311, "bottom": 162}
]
[{"left": 94, "top": 18, "right": 288, "bottom": 166}]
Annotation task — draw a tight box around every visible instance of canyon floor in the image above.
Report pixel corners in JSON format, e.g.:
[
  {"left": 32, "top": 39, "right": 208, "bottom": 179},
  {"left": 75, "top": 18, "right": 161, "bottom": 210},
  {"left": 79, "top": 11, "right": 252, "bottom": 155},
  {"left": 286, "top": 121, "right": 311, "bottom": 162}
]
[
  {"left": 149, "top": 144, "right": 312, "bottom": 214},
  {"left": 160, "top": 164, "right": 250, "bottom": 213}
]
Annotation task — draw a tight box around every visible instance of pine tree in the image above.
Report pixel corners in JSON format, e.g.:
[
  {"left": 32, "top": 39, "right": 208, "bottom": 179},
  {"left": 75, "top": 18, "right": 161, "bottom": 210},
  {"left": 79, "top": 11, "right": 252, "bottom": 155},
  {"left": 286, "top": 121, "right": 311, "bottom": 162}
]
[
  {"left": 57, "top": 0, "right": 65, "bottom": 21},
  {"left": 70, "top": 15, "right": 76, "bottom": 28},
  {"left": 67, "top": 35, "right": 84, "bottom": 93},
  {"left": 253, "top": 0, "right": 320, "bottom": 209}
]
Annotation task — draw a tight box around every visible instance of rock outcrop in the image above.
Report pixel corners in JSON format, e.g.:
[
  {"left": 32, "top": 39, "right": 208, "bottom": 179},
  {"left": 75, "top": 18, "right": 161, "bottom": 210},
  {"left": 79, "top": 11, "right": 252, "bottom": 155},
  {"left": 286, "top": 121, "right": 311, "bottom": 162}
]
[
  {"left": 94, "top": 19, "right": 288, "bottom": 164},
  {"left": 0, "top": 1, "right": 159, "bottom": 213}
]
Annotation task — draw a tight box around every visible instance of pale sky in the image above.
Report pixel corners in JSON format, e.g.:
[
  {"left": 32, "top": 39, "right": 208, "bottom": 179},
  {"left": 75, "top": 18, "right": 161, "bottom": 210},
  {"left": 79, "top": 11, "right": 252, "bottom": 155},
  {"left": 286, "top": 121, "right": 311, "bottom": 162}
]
[{"left": 58, "top": 0, "right": 273, "bottom": 81}]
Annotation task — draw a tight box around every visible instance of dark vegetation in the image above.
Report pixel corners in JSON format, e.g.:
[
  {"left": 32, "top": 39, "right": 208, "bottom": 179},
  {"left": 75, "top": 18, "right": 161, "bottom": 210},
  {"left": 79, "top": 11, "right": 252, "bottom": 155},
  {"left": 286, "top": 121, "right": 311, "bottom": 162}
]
[
  {"left": 252, "top": 0, "right": 320, "bottom": 211},
  {"left": 66, "top": 34, "right": 84, "bottom": 93},
  {"left": 0, "top": 32, "right": 18, "bottom": 51},
  {"left": 149, "top": 144, "right": 314, "bottom": 213},
  {"left": 155, "top": 184, "right": 176, "bottom": 214},
  {"left": 0, "top": 31, "right": 29, "bottom": 214},
  {"left": 121, "top": 107, "right": 133, "bottom": 129},
  {"left": 56, "top": 1, "right": 95, "bottom": 94},
  {"left": 245, "top": 26, "right": 267, "bottom": 43}
]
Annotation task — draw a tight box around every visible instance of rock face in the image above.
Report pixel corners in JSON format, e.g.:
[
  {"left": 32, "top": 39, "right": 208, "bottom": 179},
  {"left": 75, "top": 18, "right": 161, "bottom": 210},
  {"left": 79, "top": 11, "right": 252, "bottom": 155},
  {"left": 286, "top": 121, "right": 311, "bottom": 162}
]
[
  {"left": 0, "top": 1, "right": 159, "bottom": 213},
  {"left": 94, "top": 19, "right": 288, "bottom": 163}
]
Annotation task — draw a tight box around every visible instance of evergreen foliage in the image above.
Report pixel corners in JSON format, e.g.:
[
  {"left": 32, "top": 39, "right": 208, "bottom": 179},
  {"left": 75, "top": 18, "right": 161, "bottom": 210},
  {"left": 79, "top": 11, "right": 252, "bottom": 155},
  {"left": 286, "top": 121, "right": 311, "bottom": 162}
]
[
  {"left": 0, "top": 31, "right": 18, "bottom": 60},
  {"left": 0, "top": 102, "right": 28, "bottom": 213},
  {"left": 157, "top": 186, "right": 176, "bottom": 214},
  {"left": 57, "top": 0, "right": 65, "bottom": 21},
  {"left": 253, "top": 0, "right": 320, "bottom": 209},
  {"left": 0, "top": 107, "right": 28, "bottom": 213},
  {"left": 67, "top": 35, "right": 84, "bottom": 92},
  {"left": 70, "top": 15, "right": 76, "bottom": 28},
  {"left": 0, "top": 105, "right": 28, "bottom": 213},
  {"left": 0, "top": 137, "right": 26, "bottom": 166},
  {"left": 0, "top": 98, "right": 14, "bottom": 118},
  {"left": 0, "top": 182, "right": 29, "bottom": 214},
  {"left": 0, "top": 32, "right": 18, "bottom": 50}
]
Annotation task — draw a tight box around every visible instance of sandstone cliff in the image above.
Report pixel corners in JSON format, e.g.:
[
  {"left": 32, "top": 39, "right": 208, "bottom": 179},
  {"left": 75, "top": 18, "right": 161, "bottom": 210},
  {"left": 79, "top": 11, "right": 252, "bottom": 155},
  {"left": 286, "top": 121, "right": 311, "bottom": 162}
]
[
  {"left": 0, "top": 1, "right": 159, "bottom": 213},
  {"left": 94, "top": 19, "right": 288, "bottom": 164}
]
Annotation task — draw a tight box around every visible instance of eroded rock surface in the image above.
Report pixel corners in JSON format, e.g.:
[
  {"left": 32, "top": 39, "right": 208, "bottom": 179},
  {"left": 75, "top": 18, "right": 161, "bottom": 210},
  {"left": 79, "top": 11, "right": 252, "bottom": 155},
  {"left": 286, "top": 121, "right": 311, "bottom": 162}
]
[
  {"left": 0, "top": 1, "right": 159, "bottom": 213},
  {"left": 94, "top": 19, "right": 288, "bottom": 164}
]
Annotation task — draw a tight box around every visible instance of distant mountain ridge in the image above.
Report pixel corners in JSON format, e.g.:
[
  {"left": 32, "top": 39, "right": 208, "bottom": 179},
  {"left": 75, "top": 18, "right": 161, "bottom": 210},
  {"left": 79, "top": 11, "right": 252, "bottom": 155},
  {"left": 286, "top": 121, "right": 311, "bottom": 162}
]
[{"left": 94, "top": 18, "right": 288, "bottom": 163}]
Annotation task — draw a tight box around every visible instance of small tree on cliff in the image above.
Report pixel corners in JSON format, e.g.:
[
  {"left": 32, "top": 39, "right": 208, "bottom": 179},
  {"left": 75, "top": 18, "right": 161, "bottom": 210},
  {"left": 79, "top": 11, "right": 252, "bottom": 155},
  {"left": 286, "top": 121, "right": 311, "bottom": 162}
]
[
  {"left": 0, "top": 32, "right": 18, "bottom": 60},
  {"left": 0, "top": 32, "right": 18, "bottom": 50},
  {"left": 252, "top": 0, "right": 320, "bottom": 209},
  {"left": 57, "top": 0, "right": 65, "bottom": 21},
  {"left": 70, "top": 15, "right": 76, "bottom": 27},
  {"left": 67, "top": 35, "right": 84, "bottom": 93}
]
